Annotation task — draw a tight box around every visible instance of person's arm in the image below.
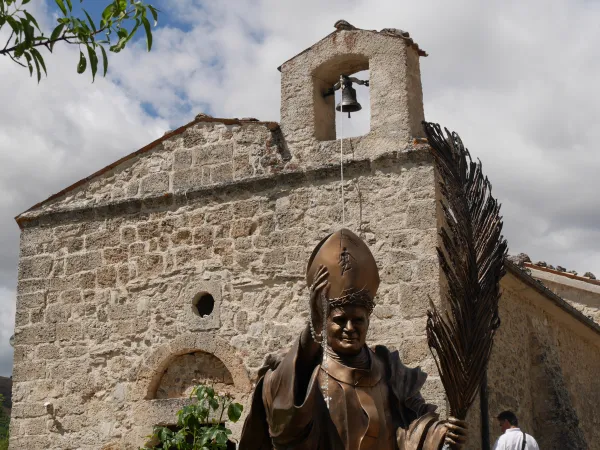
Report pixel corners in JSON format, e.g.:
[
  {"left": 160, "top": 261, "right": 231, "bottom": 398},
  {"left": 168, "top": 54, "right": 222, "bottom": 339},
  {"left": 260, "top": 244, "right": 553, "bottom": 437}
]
[{"left": 295, "top": 265, "right": 329, "bottom": 402}]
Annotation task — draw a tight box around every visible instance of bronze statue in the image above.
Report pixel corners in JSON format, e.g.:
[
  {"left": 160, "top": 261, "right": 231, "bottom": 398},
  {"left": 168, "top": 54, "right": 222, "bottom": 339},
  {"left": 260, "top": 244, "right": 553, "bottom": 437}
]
[{"left": 239, "top": 229, "right": 467, "bottom": 450}]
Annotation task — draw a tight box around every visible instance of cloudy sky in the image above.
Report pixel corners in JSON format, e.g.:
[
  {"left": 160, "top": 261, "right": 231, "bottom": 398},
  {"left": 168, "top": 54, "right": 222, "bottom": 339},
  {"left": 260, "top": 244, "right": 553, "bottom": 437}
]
[{"left": 1, "top": 0, "right": 599, "bottom": 376}]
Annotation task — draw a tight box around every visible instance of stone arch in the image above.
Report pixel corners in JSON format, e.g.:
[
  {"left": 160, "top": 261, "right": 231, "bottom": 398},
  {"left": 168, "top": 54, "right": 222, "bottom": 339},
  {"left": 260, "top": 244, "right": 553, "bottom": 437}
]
[
  {"left": 134, "top": 331, "right": 251, "bottom": 401},
  {"left": 312, "top": 53, "right": 369, "bottom": 141}
]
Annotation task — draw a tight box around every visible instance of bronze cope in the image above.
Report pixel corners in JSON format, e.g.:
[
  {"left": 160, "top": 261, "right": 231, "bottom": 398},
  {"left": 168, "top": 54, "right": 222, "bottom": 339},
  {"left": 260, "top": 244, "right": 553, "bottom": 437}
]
[{"left": 306, "top": 228, "right": 380, "bottom": 304}]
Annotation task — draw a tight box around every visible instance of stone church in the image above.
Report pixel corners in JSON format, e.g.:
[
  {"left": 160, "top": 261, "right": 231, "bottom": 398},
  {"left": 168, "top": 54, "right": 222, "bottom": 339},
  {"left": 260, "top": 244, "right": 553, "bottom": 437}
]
[{"left": 9, "top": 22, "right": 600, "bottom": 450}]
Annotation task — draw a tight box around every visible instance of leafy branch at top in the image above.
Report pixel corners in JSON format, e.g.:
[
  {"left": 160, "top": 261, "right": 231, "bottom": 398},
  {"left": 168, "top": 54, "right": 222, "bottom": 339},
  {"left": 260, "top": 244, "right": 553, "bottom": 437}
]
[{"left": 0, "top": 0, "right": 159, "bottom": 82}]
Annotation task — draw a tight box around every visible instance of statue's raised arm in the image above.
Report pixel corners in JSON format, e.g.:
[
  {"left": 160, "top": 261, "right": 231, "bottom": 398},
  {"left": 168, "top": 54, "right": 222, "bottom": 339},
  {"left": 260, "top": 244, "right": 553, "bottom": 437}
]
[{"left": 240, "top": 229, "right": 467, "bottom": 450}]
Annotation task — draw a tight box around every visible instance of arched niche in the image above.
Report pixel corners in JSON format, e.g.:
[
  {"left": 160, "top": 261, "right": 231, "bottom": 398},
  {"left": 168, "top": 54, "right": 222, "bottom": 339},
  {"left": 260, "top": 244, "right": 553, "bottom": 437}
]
[
  {"left": 135, "top": 331, "right": 251, "bottom": 401},
  {"left": 312, "top": 53, "right": 369, "bottom": 141}
]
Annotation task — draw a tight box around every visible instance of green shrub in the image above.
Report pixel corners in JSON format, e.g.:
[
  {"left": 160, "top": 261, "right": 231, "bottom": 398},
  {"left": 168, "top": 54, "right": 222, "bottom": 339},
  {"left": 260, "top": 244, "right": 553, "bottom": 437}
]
[{"left": 142, "top": 385, "right": 243, "bottom": 450}]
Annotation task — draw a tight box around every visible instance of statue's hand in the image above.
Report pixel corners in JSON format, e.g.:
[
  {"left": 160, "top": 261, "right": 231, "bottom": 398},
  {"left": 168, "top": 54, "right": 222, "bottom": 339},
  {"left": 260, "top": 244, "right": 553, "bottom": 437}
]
[
  {"left": 309, "top": 265, "right": 329, "bottom": 341},
  {"left": 444, "top": 417, "right": 468, "bottom": 448}
]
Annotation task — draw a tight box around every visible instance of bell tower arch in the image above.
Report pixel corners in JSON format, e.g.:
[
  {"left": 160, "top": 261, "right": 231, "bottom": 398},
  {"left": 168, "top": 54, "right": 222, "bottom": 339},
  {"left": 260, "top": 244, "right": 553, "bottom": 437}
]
[{"left": 278, "top": 22, "right": 428, "bottom": 164}]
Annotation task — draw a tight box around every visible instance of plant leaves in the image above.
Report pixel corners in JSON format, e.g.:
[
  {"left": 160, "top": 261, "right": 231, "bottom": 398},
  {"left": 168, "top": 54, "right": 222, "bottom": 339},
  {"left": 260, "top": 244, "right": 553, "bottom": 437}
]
[
  {"left": 23, "top": 51, "right": 33, "bottom": 76},
  {"left": 77, "top": 50, "right": 86, "bottom": 74},
  {"left": 83, "top": 9, "right": 96, "bottom": 32},
  {"left": 148, "top": 5, "right": 159, "bottom": 25},
  {"left": 6, "top": 16, "right": 22, "bottom": 35},
  {"left": 55, "top": 0, "right": 67, "bottom": 16},
  {"left": 99, "top": 45, "right": 108, "bottom": 76},
  {"left": 227, "top": 402, "right": 243, "bottom": 423},
  {"left": 49, "top": 23, "right": 65, "bottom": 51},
  {"left": 65, "top": 0, "right": 72, "bottom": 12},
  {"left": 30, "top": 48, "right": 47, "bottom": 77},
  {"left": 141, "top": 15, "right": 152, "bottom": 51},
  {"left": 86, "top": 44, "right": 98, "bottom": 81},
  {"left": 23, "top": 11, "right": 41, "bottom": 32}
]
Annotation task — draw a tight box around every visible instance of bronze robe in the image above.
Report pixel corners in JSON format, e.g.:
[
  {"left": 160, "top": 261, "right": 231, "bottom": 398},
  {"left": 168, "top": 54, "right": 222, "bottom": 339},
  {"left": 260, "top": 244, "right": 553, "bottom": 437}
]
[{"left": 240, "top": 339, "right": 448, "bottom": 450}]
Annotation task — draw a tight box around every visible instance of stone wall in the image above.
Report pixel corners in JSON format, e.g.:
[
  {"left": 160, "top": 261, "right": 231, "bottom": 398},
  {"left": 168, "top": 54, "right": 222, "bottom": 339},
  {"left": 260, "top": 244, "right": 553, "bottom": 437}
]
[
  {"left": 463, "top": 271, "right": 600, "bottom": 450},
  {"left": 10, "top": 120, "right": 441, "bottom": 448}
]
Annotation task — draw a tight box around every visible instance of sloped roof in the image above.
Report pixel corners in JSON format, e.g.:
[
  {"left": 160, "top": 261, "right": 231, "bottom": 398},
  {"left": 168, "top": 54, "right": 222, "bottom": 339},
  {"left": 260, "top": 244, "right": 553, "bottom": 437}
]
[
  {"left": 505, "top": 260, "right": 600, "bottom": 336},
  {"left": 15, "top": 115, "right": 279, "bottom": 226}
]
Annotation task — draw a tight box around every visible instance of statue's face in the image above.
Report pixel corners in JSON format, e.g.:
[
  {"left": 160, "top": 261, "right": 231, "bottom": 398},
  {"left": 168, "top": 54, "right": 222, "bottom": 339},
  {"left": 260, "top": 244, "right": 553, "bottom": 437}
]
[{"left": 327, "top": 305, "right": 369, "bottom": 356}]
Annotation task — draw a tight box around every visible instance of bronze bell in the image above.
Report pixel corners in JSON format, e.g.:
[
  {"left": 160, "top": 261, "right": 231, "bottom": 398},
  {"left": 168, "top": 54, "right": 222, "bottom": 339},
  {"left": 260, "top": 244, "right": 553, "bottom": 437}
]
[{"left": 336, "top": 77, "right": 362, "bottom": 118}]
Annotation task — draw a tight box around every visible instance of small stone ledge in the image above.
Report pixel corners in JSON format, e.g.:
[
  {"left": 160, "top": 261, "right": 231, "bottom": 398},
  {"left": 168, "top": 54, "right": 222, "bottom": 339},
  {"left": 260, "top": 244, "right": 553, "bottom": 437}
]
[{"left": 16, "top": 146, "right": 433, "bottom": 229}]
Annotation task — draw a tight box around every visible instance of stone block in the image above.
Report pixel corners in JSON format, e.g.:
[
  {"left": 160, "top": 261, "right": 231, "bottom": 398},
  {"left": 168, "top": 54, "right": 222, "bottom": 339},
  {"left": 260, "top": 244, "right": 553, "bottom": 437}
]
[
  {"left": 140, "top": 172, "right": 170, "bottom": 196},
  {"left": 35, "top": 344, "right": 60, "bottom": 360},
  {"left": 18, "top": 255, "right": 53, "bottom": 280},
  {"left": 380, "top": 262, "right": 412, "bottom": 283},
  {"left": 46, "top": 304, "right": 71, "bottom": 323},
  {"left": 230, "top": 219, "right": 257, "bottom": 238},
  {"left": 17, "top": 291, "right": 46, "bottom": 309},
  {"left": 11, "top": 401, "right": 47, "bottom": 418},
  {"left": 172, "top": 168, "right": 204, "bottom": 191},
  {"left": 14, "top": 309, "right": 30, "bottom": 327},
  {"left": 193, "top": 143, "right": 233, "bottom": 166},
  {"left": 129, "top": 242, "right": 146, "bottom": 257},
  {"left": 97, "top": 265, "right": 118, "bottom": 288},
  {"left": 174, "top": 246, "right": 211, "bottom": 267},
  {"left": 59, "top": 289, "right": 82, "bottom": 304},
  {"left": 138, "top": 254, "right": 164, "bottom": 277},
  {"left": 85, "top": 230, "right": 121, "bottom": 251},
  {"left": 137, "top": 221, "right": 161, "bottom": 240},
  {"left": 65, "top": 251, "right": 102, "bottom": 275},
  {"left": 210, "top": 163, "right": 233, "bottom": 184},
  {"left": 121, "top": 226, "right": 137, "bottom": 244},
  {"left": 415, "top": 257, "right": 439, "bottom": 281},
  {"left": 104, "top": 247, "right": 128, "bottom": 264},
  {"left": 16, "top": 324, "right": 55, "bottom": 344},
  {"left": 56, "top": 322, "right": 85, "bottom": 341},
  {"left": 12, "top": 360, "right": 46, "bottom": 381},
  {"left": 399, "top": 282, "right": 439, "bottom": 319},
  {"left": 173, "top": 150, "right": 193, "bottom": 170},
  {"left": 263, "top": 250, "right": 286, "bottom": 266},
  {"left": 172, "top": 228, "right": 192, "bottom": 246},
  {"left": 233, "top": 199, "right": 260, "bottom": 218},
  {"left": 405, "top": 200, "right": 436, "bottom": 229}
]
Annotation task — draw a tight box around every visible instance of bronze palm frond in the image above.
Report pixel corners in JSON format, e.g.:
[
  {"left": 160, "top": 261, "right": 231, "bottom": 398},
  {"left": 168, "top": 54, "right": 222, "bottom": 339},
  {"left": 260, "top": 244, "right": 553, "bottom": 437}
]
[{"left": 422, "top": 122, "right": 508, "bottom": 423}]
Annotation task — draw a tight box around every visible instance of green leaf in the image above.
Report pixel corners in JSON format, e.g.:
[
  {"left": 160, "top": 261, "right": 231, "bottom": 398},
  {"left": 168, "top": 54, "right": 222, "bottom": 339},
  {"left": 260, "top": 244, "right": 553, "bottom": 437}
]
[
  {"left": 19, "top": 17, "right": 34, "bottom": 46},
  {"left": 141, "top": 15, "right": 152, "bottom": 51},
  {"left": 23, "top": 51, "right": 33, "bottom": 76},
  {"left": 6, "top": 16, "right": 22, "bottom": 35},
  {"left": 227, "top": 402, "right": 243, "bottom": 423},
  {"left": 22, "top": 0, "right": 32, "bottom": 4},
  {"left": 148, "top": 5, "right": 159, "bottom": 25},
  {"left": 99, "top": 45, "right": 108, "bottom": 76},
  {"left": 31, "top": 50, "right": 42, "bottom": 82},
  {"left": 23, "top": 11, "right": 40, "bottom": 32},
  {"left": 30, "top": 48, "right": 47, "bottom": 77},
  {"left": 55, "top": 0, "right": 67, "bottom": 16},
  {"left": 49, "top": 22, "right": 65, "bottom": 51},
  {"left": 83, "top": 9, "right": 96, "bottom": 32},
  {"left": 65, "top": 0, "right": 72, "bottom": 12},
  {"left": 101, "top": 4, "right": 113, "bottom": 27},
  {"left": 86, "top": 44, "right": 98, "bottom": 81},
  {"left": 77, "top": 50, "right": 86, "bottom": 74}
]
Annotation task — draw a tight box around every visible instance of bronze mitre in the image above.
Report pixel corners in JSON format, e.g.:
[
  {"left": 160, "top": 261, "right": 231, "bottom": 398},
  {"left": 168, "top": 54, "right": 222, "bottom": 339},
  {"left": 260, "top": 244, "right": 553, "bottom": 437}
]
[{"left": 306, "top": 228, "right": 380, "bottom": 312}]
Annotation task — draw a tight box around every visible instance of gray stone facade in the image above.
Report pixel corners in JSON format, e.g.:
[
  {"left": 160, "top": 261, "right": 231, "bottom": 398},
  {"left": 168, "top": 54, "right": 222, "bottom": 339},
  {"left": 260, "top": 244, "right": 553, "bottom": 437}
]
[{"left": 9, "top": 23, "right": 600, "bottom": 450}]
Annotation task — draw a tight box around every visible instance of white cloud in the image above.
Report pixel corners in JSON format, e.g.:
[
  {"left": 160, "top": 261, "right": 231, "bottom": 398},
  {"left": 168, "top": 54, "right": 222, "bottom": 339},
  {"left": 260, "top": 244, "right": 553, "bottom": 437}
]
[{"left": 1, "top": 0, "right": 600, "bottom": 374}]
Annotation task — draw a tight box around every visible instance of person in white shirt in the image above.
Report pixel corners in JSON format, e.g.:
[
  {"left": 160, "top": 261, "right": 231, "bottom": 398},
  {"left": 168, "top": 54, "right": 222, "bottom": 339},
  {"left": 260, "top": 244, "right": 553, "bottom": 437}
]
[{"left": 492, "top": 411, "right": 540, "bottom": 450}]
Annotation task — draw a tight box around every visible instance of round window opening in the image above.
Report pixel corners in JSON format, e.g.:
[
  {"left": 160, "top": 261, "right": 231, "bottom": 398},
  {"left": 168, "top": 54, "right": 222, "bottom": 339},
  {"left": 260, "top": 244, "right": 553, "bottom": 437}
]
[{"left": 193, "top": 292, "right": 215, "bottom": 317}]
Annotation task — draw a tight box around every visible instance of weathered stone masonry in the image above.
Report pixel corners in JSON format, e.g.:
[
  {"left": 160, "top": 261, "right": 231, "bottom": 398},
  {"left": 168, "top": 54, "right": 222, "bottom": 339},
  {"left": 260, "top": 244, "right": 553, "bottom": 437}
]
[{"left": 10, "top": 23, "right": 600, "bottom": 450}]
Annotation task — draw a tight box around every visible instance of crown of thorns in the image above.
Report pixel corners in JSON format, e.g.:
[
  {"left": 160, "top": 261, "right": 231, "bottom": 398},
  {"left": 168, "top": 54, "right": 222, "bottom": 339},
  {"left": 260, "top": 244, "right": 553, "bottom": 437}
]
[{"left": 327, "top": 289, "right": 375, "bottom": 315}]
